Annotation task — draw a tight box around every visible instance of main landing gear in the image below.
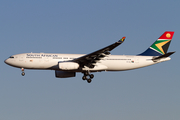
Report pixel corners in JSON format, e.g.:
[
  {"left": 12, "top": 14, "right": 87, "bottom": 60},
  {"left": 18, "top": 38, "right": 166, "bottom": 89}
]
[
  {"left": 82, "top": 71, "right": 94, "bottom": 83},
  {"left": 21, "top": 68, "right": 25, "bottom": 76}
]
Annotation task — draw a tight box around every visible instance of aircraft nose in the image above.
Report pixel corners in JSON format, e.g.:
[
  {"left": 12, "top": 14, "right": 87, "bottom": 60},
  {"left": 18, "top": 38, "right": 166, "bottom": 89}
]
[
  {"left": 4, "top": 59, "right": 7, "bottom": 64},
  {"left": 4, "top": 59, "right": 9, "bottom": 65}
]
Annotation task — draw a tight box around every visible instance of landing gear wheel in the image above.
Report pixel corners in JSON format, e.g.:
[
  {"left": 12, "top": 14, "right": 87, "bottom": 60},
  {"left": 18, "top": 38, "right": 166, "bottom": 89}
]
[
  {"left": 82, "top": 71, "right": 94, "bottom": 83},
  {"left": 21, "top": 72, "right": 25, "bottom": 76},
  {"left": 82, "top": 76, "right": 86, "bottom": 80},
  {"left": 21, "top": 68, "right": 25, "bottom": 76},
  {"left": 84, "top": 72, "right": 89, "bottom": 76},
  {"left": 87, "top": 79, "right": 92, "bottom": 83},
  {"left": 90, "top": 74, "right": 94, "bottom": 79}
]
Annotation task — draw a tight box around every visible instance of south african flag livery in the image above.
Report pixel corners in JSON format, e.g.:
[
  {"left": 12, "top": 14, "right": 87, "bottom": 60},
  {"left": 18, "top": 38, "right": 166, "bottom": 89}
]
[{"left": 139, "top": 31, "right": 174, "bottom": 56}]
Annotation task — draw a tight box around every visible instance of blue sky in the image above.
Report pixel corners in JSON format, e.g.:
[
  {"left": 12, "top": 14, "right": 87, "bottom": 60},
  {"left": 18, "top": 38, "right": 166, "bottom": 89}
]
[{"left": 0, "top": 0, "right": 180, "bottom": 120}]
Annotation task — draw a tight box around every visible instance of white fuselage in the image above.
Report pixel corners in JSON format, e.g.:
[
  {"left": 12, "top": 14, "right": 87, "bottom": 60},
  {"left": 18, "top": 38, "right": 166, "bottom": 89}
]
[{"left": 4, "top": 53, "right": 171, "bottom": 72}]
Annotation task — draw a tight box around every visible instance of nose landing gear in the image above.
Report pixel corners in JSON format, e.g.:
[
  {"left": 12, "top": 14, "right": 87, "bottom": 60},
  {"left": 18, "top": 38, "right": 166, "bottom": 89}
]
[
  {"left": 82, "top": 71, "right": 94, "bottom": 83},
  {"left": 21, "top": 68, "right": 25, "bottom": 76}
]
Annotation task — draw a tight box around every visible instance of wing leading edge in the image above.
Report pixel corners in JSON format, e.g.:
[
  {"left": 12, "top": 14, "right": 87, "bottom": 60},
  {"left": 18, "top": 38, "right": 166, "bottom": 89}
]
[{"left": 72, "top": 37, "right": 126, "bottom": 68}]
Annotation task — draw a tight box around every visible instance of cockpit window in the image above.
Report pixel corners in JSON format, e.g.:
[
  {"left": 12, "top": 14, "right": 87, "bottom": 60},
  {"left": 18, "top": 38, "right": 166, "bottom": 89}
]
[{"left": 9, "top": 56, "right": 14, "bottom": 58}]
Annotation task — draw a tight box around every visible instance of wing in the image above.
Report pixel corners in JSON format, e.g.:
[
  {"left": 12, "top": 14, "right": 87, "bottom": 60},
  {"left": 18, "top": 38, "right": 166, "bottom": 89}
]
[{"left": 72, "top": 37, "right": 126, "bottom": 68}]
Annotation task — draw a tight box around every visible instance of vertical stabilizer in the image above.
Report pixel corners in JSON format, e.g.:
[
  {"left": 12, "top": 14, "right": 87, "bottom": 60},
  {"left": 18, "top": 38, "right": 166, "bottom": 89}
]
[{"left": 139, "top": 31, "right": 174, "bottom": 56}]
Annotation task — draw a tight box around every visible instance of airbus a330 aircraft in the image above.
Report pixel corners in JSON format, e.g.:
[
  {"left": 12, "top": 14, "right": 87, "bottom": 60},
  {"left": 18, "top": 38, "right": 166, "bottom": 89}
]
[{"left": 5, "top": 31, "right": 175, "bottom": 83}]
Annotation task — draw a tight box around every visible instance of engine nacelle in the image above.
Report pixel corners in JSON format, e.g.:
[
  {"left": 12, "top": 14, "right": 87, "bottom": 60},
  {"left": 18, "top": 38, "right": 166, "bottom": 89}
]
[
  {"left": 55, "top": 71, "right": 76, "bottom": 78},
  {"left": 59, "top": 62, "right": 79, "bottom": 70}
]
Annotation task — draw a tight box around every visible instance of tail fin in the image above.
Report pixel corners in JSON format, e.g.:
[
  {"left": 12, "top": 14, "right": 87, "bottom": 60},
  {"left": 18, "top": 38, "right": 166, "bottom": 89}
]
[{"left": 139, "top": 31, "right": 174, "bottom": 56}]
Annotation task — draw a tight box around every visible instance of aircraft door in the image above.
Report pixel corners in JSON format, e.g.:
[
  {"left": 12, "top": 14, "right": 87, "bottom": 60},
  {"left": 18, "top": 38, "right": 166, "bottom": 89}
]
[
  {"left": 19, "top": 56, "right": 24, "bottom": 62},
  {"left": 135, "top": 58, "right": 139, "bottom": 63},
  {"left": 44, "top": 56, "right": 49, "bottom": 62}
]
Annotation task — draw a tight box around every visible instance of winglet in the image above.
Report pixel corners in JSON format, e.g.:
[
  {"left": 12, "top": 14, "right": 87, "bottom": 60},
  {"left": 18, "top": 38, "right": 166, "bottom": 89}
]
[{"left": 118, "top": 37, "right": 126, "bottom": 43}]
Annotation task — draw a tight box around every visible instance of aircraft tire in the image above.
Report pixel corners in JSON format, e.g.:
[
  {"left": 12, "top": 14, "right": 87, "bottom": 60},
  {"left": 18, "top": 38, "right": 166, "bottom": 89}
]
[
  {"left": 21, "top": 72, "right": 25, "bottom": 76},
  {"left": 84, "top": 72, "right": 89, "bottom": 76},
  {"left": 82, "top": 76, "right": 86, "bottom": 80},
  {"left": 87, "top": 79, "right": 92, "bottom": 83},
  {"left": 90, "top": 74, "right": 94, "bottom": 79}
]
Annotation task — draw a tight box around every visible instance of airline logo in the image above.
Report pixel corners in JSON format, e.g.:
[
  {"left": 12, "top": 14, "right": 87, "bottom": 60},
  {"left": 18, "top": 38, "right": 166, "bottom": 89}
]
[
  {"left": 121, "top": 37, "right": 126, "bottom": 42},
  {"left": 118, "top": 37, "right": 126, "bottom": 42},
  {"left": 166, "top": 33, "right": 171, "bottom": 38},
  {"left": 150, "top": 32, "right": 174, "bottom": 55}
]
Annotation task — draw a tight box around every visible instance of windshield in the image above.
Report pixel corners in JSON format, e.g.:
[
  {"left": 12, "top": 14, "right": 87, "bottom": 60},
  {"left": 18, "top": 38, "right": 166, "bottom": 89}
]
[{"left": 9, "top": 56, "right": 14, "bottom": 58}]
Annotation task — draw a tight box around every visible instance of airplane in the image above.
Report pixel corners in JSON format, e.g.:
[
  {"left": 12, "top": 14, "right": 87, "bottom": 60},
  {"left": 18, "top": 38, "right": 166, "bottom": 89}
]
[{"left": 4, "top": 31, "right": 175, "bottom": 83}]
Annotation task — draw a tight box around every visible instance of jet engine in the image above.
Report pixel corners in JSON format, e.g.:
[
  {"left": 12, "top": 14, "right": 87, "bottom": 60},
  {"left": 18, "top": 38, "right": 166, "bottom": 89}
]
[
  {"left": 55, "top": 71, "right": 76, "bottom": 78},
  {"left": 59, "top": 62, "right": 79, "bottom": 70}
]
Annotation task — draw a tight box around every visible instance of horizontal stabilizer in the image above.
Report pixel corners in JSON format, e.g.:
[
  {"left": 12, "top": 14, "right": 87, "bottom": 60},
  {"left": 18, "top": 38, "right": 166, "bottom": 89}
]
[{"left": 152, "top": 51, "right": 175, "bottom": 61}]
